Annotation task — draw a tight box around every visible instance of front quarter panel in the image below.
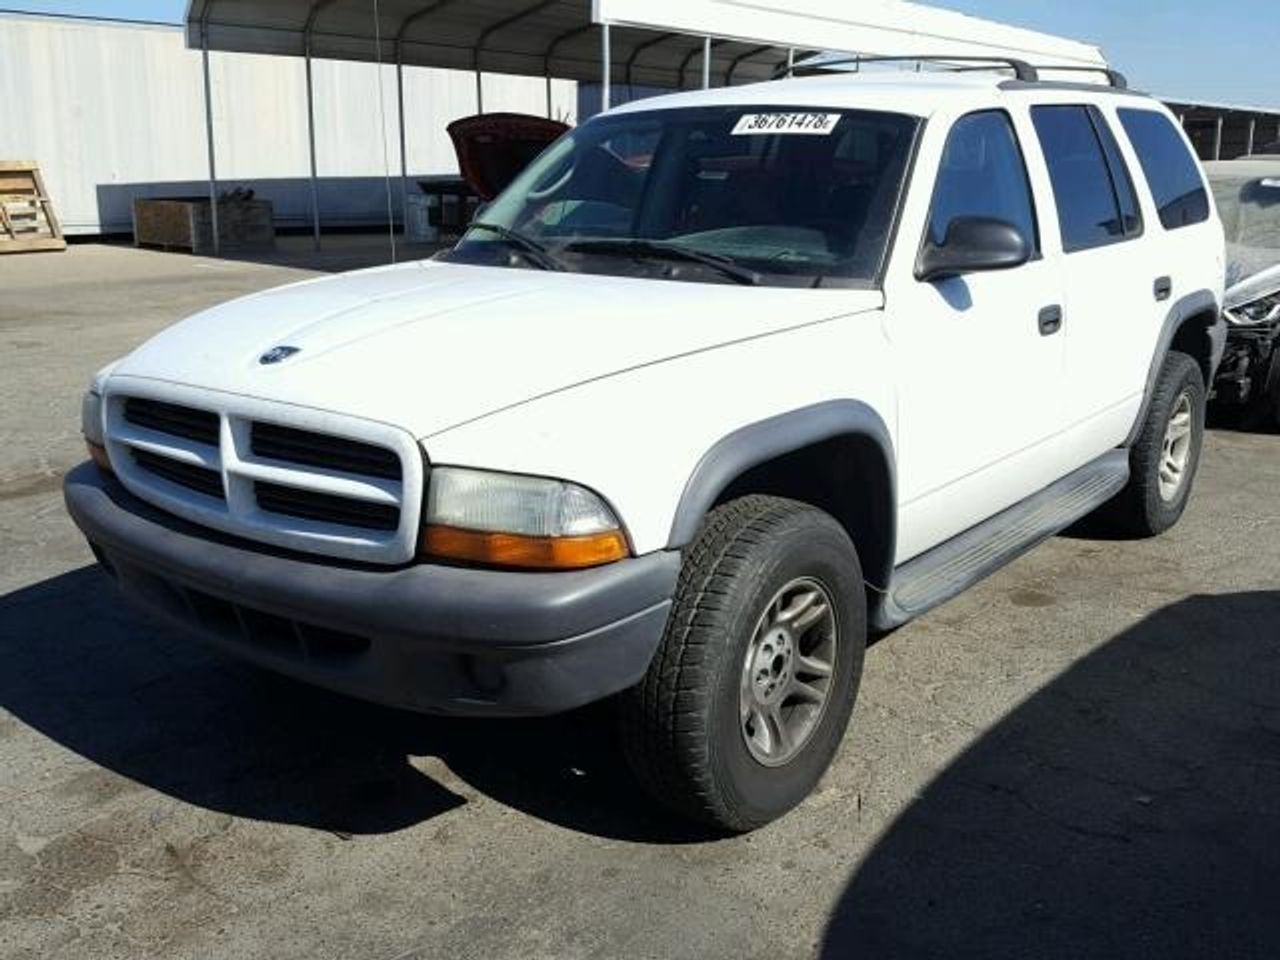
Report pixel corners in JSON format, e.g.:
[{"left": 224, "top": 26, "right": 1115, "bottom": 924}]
[{"left": 422, "top": 308, "right": 896, "bottom": 556}]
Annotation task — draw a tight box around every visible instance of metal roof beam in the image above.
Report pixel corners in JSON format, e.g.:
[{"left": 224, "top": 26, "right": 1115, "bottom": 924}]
[
  {"left": 395, "top": 0, "right": 456, "bottom": 44},
  {"left": 543, "top": 21, "right": 596, "bottom": 75},
  {"left": 625, "top": 31, "right": 680, "bottom": 87},
  {"left": 678, "top": 38, "right": 725, "bottom": 89},
  {"left": 477, "top": 0, "right": 561, "bottom": 56},
  {"left": 725, "top": 44, "right": 772, "bottom": 85}
]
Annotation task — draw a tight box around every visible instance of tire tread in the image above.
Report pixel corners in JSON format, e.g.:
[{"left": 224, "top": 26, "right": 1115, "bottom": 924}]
[
  {"left": 1107, "top": 350, "right": 1205, "bottom": 537},
  {"left": 620, "top": 495, "right": 846, "bottom": 829}
]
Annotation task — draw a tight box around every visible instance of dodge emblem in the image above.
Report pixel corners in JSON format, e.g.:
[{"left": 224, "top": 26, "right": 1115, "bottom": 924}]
[{"left": 259, "top": 345, "right": 301, "bottom": 365}]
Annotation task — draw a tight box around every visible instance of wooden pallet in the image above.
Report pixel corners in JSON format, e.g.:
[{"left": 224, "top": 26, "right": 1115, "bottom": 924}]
[{"left": 1, "top": 161, "right": 66, "bottom": 254}]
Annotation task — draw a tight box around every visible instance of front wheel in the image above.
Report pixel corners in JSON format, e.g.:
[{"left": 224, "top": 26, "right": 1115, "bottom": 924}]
[
  {"left": 620, "top": 495, "right": 866, "bottom": 832},
  {"left": 1106, "top": 350, "right": 1206, "bottom": 536}
]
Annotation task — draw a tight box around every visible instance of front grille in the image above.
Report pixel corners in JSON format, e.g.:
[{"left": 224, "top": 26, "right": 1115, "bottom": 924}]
[
  {"left": 132, "top": 448, "right": 225, "bottom": 500},
  {"left": 124, "top": 397, "right": 220, "bottom": 446},
  {"left": 254, "top": 481, "right": 400, "bottom": 531},
  {"left": 108, "top": 392, "right": 418, "bottom": 563},
  {"left": 251, "top": 422, "right": 402, "bottom": 480}
]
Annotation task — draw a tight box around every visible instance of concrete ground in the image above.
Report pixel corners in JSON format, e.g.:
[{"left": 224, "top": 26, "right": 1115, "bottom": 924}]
[{"left": 2, "top": 242, "right": 1278, "bottom": 960}]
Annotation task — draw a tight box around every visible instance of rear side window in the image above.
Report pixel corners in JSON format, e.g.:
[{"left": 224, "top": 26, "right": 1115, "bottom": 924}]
[
  {"left": 927, "top": 110, "right": 1039, "bottom": 251},
  {"left": 1031, "top": 105, "right": 1140, "bottom": 252},
  {"left": 1117, "top": 108, "right": 1211, "bottom": 229}
]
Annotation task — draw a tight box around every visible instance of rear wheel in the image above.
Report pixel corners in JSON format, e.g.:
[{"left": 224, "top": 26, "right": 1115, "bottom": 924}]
[
  {"left": 620, "top": 495, "right": 866, "bottom": 832},
  {"left": 1106, "top": 350, "right": 1206, "bottom": 536}
]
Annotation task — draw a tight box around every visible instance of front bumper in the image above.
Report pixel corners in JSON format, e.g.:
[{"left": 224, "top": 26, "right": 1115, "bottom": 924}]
[
  {"left": 64, "top": 463, "right": 678, "bottom": 716},
  {"left": 1212, "top": 320, "right": 1280, "bottom": 405}
]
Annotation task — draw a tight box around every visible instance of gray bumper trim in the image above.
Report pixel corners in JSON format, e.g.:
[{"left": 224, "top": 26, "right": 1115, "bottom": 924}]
[{"left": 64, "top": 463, "right": 678, "bottom": 716}]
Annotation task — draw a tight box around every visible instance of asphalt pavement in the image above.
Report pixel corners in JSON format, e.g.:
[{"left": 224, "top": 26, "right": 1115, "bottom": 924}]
[{"left": 2, "top": 242, "right": 1277, "bottom": 959}]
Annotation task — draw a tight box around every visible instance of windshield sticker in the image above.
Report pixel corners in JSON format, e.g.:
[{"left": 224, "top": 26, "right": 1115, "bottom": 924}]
[{"left": 731, "top": 113, "right": 841, "bottom": 136}]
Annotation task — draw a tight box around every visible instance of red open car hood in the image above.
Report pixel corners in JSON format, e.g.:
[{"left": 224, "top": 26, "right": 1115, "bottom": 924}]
[{"left": 447, "top": 113, "right": 570, "bottom": 201}]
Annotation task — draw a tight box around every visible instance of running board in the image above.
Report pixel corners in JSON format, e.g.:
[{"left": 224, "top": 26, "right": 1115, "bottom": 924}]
[{"left": 873, "top": 450, "right": 1130, "bottom": 631}]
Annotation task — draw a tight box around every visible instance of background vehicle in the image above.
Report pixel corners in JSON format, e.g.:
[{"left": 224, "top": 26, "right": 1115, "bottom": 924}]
[
  {"left": 67, "top": 63, "right": 1226, "bottom": 832},
  {"left": 446, "top": 112, "right": 571, "bottom": 201},
  {"left": 1205, "top": 158, "right": 1280, "bottom": 425}
]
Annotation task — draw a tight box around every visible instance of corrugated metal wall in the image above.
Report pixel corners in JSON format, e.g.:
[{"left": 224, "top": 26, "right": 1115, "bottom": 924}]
[{"left": 0, "top": 13, "right": 577, "bottom": 234}]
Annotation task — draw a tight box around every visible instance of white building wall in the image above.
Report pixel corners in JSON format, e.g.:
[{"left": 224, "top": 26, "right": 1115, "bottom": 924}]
[{"left": 0, "top": 13, "right": 576, "bottom": 234}]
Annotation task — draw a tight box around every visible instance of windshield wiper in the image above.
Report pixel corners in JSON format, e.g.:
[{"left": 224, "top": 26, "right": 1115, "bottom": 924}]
[
  {"left": 466, "top": 222, "right": 566, "bottom": 272},
  {"left": 564, "top": 238, "right": 760, "bottom": 286}
]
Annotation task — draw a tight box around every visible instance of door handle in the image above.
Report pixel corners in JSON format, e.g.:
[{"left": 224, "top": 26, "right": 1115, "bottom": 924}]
[
  {"left": 1154, "top": 276, "right": 1173, "bottom": 301},
  {"left": 1038, "top": 305, "right": 1063, "bottom": 336}
]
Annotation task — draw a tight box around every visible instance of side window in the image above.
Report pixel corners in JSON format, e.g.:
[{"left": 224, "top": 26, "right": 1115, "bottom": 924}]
[
  {"left": 927, "top": 110, "right": 1038, "bottom": 251},
  {"left": 1031, "top": 104, "right": 1140, "bottom": 252},
  {"left": 1117, "top": 108, "right": 1211, "bottom": 230},
  {"left": 1089, "top": 107, "right": 1143, "bottom": 236}
]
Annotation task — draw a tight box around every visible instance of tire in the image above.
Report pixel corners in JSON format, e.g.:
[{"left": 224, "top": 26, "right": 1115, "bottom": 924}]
[
  {"left": 1107, "top": 350, "right": 1206, "bottom": 537},
  {"left": 620, "top": 495, "right": 866, "bottom": 832}
]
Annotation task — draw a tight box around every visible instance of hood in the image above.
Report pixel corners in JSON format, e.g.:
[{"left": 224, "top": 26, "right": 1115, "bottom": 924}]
[
  {"left": 446, "top": 113, "right": 570, "bottom": 200},
  {"left": 112, "top": 260, "right": 882, "bottom": 438},
  {"left": 1226, "top": 262, "right": 1280, "bottom": 311}
]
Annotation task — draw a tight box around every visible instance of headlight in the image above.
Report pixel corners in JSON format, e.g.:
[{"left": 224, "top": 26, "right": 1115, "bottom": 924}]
[
  {"left": 1225, "top": 292, "right": 1280, "bottom": 327},
  {"left": 81, "top": 388, "right": 112, "bottom": 474},
  {"left": 420, "top": 467, "right": 629, "bottom": 569}
]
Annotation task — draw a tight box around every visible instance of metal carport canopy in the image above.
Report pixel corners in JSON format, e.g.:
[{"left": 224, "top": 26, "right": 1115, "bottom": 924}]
[
  {"left": 185, "top": 0, "right": 1107, "bottom": 90},
  {"left": 182, "top": 0, "right": 1106, "bottom": 257}
]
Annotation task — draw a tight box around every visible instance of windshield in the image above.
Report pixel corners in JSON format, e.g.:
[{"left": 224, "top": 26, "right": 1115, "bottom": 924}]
[
  {"left": 443, "top": 105, "right": 920, "bottom": 288},
  {"left": 1208, "top": 169, "right": 1280, "bottom": 285}
]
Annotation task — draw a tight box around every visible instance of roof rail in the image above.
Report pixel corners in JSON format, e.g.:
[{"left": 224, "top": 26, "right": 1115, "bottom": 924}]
[
  {"left": 1031, "top": 64, "right": 1129, "bottom": 90},
  {"left": 776, "top": 54, "right": 1039, "bottom": 83}
]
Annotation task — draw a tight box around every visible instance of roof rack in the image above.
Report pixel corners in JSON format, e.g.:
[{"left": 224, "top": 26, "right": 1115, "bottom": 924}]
[
  {"left": 777, "top": 54, "right": 1039, "bottom": 83},
  {"left": 1029, "top": 64, "right": 1128, "bottom": 90},
  {"left": 775, "top": 56, "right": 1129, "bottom": 91}
]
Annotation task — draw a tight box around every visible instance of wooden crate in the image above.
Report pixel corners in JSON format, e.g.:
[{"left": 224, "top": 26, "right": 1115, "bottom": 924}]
[
  {"left": 0, "top": 161, "right": 66, "bottom": 254},
  {"left": 132, "top": 197, "right": 275, "bottom": 254}
]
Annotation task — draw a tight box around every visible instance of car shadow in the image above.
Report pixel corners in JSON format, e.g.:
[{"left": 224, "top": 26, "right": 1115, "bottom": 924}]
[
  {"left": 822, "top": 590, "right": 1280, "bottom": 959},
  {"left": 0, "top": 566, "right": 708, "bottom": 843}
]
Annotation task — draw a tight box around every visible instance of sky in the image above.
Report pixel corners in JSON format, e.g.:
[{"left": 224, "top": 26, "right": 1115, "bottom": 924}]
[{"left": 3, "top": 0, "right": 1278, "bottom": 108}]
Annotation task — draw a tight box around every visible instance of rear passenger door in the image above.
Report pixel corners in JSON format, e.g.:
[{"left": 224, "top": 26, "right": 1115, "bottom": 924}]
[
  {"left": 1030, "top": 104, "right": 1152, "bottom": 457},
  {"left": 1114, "top": 106, "right": 1221, "bottom": 334}
]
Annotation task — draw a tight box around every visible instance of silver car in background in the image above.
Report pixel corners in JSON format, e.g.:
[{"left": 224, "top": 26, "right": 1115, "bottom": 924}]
[{"left": 1205, "top": 157, "right": 1280, "bottom": 425}]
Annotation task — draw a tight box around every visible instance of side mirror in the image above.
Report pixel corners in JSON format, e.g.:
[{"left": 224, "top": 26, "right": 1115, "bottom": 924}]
[{"left": 917, "top": 216, "right": 1031, "bottom": 282}]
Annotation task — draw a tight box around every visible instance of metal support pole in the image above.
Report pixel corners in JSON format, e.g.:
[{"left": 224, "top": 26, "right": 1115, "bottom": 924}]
[
  {"left": 475, "top": 70, "right": 484, "bottom": 113},
  {"left": 1213, "top": 114, "right": 1223, "bottom": 161},
  {"left": 200, "top": 27, "right": 220, "bottom": 255},
  {"left": 397, "top": 52, "right": 409, "bottom": 241},
  {"left": 1246, "top": 117, "right": 1256, "bottom": 157},
  {"left": 545, "top": 74, "right": 553, "bottom": 119},
  {"left": 786, "top": 48, "right": 795, "bottom": 78},
  {"left": 601, "top": 23, "right": 611, "bottom": 113},
  {"left": 304, "top": 43, "right": 322, "bottom": 251},
  {"left": 702, "top": 36, "right": 711, "bottom": 89}
]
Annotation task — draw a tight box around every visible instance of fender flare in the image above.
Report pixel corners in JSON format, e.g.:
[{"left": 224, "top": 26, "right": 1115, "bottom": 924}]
[
  {"left": 666, "top": 400, "right": 897, "bottom": 589},
  {"left": 1126, "top": 289, "right": 1224, "bottom": 447}
]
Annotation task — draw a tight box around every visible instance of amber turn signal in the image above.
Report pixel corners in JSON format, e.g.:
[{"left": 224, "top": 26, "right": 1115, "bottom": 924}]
[
  {"left": 420, "top": 524, "right": 629, "bottom": 570},
  {"left": 87, "top": 440, "right": 113, "bottom": 475}
]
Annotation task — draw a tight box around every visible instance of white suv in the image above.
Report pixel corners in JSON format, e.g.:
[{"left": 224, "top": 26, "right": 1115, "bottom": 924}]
[{"left": 68, "top": 63, "right": 1226, "bottom": 832}]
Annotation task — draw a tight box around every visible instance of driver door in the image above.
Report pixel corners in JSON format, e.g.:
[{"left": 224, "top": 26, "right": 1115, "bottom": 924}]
[{"left": 884, "top": 108, "right": 1067, "bottom": 562}]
